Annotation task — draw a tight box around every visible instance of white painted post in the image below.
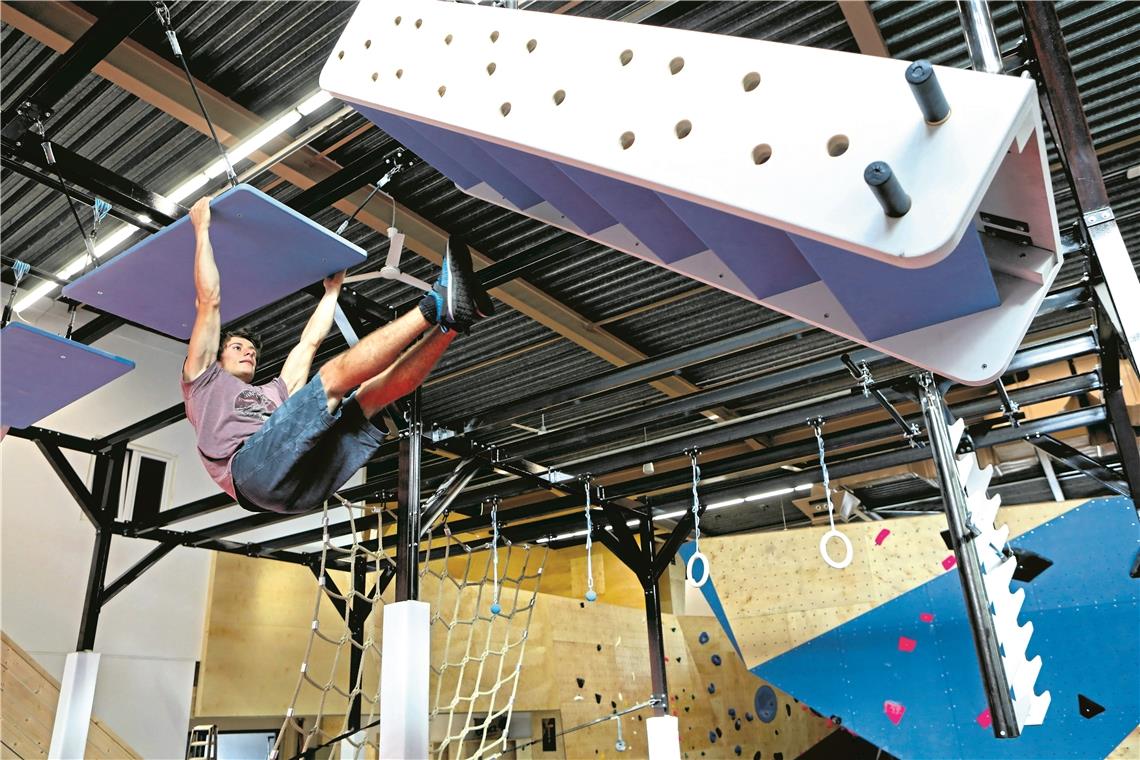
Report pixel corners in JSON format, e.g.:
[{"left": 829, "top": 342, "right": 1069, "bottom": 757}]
[
  {"left": 378, "top": 600, "right": 430, "bottom": 759},
  {"left": 48, "top": 651, "right": 101, "bottom": 759},
  {"left": 646, "top": 715, "right": 681, "bottom": 760}
]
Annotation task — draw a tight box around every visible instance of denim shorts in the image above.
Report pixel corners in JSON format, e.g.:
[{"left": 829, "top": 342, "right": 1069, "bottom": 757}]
[{"left": 230, "top": 373, "right": 387, "bottom": 514}]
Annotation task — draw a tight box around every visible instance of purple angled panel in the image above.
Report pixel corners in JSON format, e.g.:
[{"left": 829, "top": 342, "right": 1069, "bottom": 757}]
[
  {"left": 1, "top": 323, "right": 134, "bottom": 428},
  {"left": 63, "top": 185, "right": 366, "bottom": 340}
]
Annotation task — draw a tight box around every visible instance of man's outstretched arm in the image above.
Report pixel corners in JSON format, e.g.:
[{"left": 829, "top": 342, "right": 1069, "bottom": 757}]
[
  {"left": 183, "top": 197, "right": 221, "bottom": 383},
  {"left": 280, "top": 271, "right": 344, "bottom": 395}
]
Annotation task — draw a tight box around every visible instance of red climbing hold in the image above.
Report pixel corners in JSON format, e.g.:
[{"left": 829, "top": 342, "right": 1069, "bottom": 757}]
[
  {"left": 897, "top": 636, "right": 916, "bottom": 653},
  {"left": 977, "top": 708, "right": 992, "bottom": 729},
  {"left": 942, "top": 555, "right": 957, "bottom": 570},
  {"left": 919, "top": 612, "right": 934, "bottom": 623},
  {"left": 874, "top": 529, "right": 891, "bottom": 546},
  {"left": 884, "top": 701, "right": 906, "bottom": 726}
]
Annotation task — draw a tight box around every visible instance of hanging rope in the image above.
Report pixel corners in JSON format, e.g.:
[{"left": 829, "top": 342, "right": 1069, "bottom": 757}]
[
  {"left": 810, "top": 418, "right": 853, "bottom": 569},
  {"left": 583, "top": 479, "right": 597, "bottom": 602},
  {"left": 685, "top": 449, "right": 711, "bottom": 588},
  {"left": 155, "top": 2, "right": 237, "bottom": 187},
  {"left": 490, "top": 496, "right": 503, "bottom": 615}
]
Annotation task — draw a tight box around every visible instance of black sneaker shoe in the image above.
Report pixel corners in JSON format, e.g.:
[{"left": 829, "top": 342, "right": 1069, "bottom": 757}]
[{"left": 424, "top": 237, "right": 494, "bottom": 332}]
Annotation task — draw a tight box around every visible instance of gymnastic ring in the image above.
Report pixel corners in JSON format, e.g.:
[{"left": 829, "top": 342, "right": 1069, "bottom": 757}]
[
  {"left": 686, "top": 550, "right": 711, "bottom": 588},
  {"left": 819, "top": 529, "right": 853, "bottom": 569}
]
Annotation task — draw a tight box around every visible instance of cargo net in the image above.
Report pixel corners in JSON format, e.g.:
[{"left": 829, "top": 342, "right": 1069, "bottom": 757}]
[
  {"left": 267, "top": 496, "right": 547, "bottom": 760},
  {"left": 423, "top": 502, "right": 547, "bottom": 760},
  {"left": 267, "top": 495, "right": 391, "bottom": 759}
]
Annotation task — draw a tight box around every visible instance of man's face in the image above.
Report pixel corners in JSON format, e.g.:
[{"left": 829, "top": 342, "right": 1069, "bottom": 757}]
[{"left": 219, "top": 337, "right": 257, "bottom": 382}]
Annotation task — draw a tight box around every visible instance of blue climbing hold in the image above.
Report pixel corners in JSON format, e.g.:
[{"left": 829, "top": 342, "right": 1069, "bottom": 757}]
[
  {"left": 745, "top": 712, "right": 753, "bottom": 722},
  {"left": 707, "top": 683, "right": 716, "bottom": 694},
  {"left": 490, "top": 602, "right": 502, "bottom": 615},
  {"left": 711, "top": 654, "right": 722, "bottom": 666},
  {"left": 727, "top": 708, "right": 736, "bottom": 718},
  {"left": 698, "top": 631, "right": 710, "bottom": 644},
  {"left": 708, "top": 730, "right": 717, "bottom": 743},
  {"left": 734, "top": 746, "right": 743, "bottom": 756},
  {"left": 585, "top": 590, "right": 598, "bottom": 602},
  {"left": 754, "top": 685, "right": 778, "bottom": 723}
]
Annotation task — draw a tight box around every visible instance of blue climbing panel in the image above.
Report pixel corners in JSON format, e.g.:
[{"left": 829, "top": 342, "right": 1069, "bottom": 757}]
[
  {"left": 62, "top": 184, "right": 367, "bottom": 340},
  {"left": 1, "top": 323, "right": 134, "bottom": 428}
]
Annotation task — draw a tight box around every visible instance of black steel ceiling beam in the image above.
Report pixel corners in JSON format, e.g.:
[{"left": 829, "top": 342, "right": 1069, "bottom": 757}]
[
  {"left": 454, "top": 317, "right": 809, "bottom": 432},
  {"left": 120, "top": 524, "right": 314, "bottom": 565},
  {"left": 2, "top": 137, "right": 184, "bottom": 225},
  {"left": 35, "top": 439, "right": 102, "bottom": 524},
  {"left": 4, "top": 424, "right": 100, "bottom": 453},
  {"left": 101, "top": 543, "right": 177, "bottom": 605},
  {"left": 289, "top": 152, "right": 397, "bottom": 216},
  {"left": 97, "top": 402, "right": 190, "bottom": 452},
  {"left": 0, "top": 1, "right": 153, "bottom": 141},
  {"left": 0, "top": 155, "right": 164, "bottom": 233},
  {"left": 69, "top": 313, "right": 124, "bottom": 344},
  {"left": 1027, "top": 433, "right": 1129, "bottom": 496}
]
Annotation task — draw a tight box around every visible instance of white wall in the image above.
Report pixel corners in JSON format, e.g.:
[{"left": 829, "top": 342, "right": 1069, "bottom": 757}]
[{"left": 2, "top": 301, "right": 216, "bottom": 759}]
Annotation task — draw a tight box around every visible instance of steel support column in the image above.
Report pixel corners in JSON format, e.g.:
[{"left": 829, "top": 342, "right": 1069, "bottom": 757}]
[
  {"left": 395, "top": 390, "right": 423, "bottom": 602},
  {"left": 641, "top": 517, "right": 669, "bottom": 716},
  {"left": 1100, "top": 336, "right": 1140, "bottom": 510},
  {"left": 348, "top": 551, "right": 367, "bottom": 733},
  {"left": 920, "top": 378, "right": 1018, "bottom": 738},
  {"left": 76, "top": 527, "right": 112, "bottom": 651}
]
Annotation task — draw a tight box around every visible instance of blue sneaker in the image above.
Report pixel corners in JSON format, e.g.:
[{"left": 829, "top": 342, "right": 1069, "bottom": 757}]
[{"left": 420, "top": 237, "right": 494, "bottom": 332}]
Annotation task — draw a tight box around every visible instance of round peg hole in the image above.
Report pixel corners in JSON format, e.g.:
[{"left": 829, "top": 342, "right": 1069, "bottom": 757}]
[
  {"left": 620, "top": 49, "right": 633, "bottom": 66},
  {"left": 500, "top": 101, "right": 512, "bottom": 116},
  {"left": 552, "top": 89, "right": 566, "bottom": 105},
  {"left": 486, "top": 62, "right": 497, "bottom": 75},
  {"left": 527, "top": 38, "right": 537, "bottom": 53},
  {"left": 394, "top": 15, "right": 402, "bottom": 25},
  {"left": 438, "top": 85, "right": 447, "bottom": 97},
  {"left": 415, "top": 18, "right": 423, "bottom": 28},
  {"left": 337, "top": 50, "right": 344, "bottom": 60},
  {"left": 371, "top": 72, "right": 379, "bottom": 81},
  {"left": 752, "top": 143, "right": 772, "bottom": 164},
  {"left": 364, "top": 39, "right": 372, "bottom": 49},
  {"left": 669, "top": 56, "right": 685, "bottom": 75},
  {"left": 490, "top": 30, "right": 500, "bottom": 42},
  {"left": 742, "top": 71, "right": 761, "bottom": 91},
  {"left": 827, "top": 135, "right": 849, "bottom": 157},
  {"left": 396, "top": 68, "right": 404, "bottom": 79},
  {"left": 675, "top": 119, "right": 692, "bottom": 139},
  {"left": 444, "top": 33, "right": 453, "bottom": 45},
  {"left": 620, "top": 131, "right": 636, "bottom": 150}
]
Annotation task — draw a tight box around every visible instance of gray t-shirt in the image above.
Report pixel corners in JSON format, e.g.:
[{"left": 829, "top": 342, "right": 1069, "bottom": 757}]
[{"left": 181, "top": 361, "right": 288, "bottom": 498}]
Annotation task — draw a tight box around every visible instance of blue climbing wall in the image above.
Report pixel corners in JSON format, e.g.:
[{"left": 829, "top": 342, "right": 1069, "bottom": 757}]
[{"left": 704, "top": 497, "right": 1139, "bottom": 759}]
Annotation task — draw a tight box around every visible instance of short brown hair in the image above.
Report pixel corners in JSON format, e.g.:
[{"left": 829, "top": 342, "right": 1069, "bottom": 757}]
[{"left": 217, "top": 328, "right": 263, "bottom": 359}]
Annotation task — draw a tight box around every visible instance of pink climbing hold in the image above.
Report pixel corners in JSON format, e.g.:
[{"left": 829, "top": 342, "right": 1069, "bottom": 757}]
[
  {"left": 919, "top": 612, "right": 935, "bottom": 623},
  {"left": 874, "top": 528, "right": 891, "bottom": 546},
  {"left": 977, "top": 708, "right": 992, "bottom": 729},
  {"left": 942, "top": 555, "right": 957, "bottom": 570},
  {"left": 897, "top": 636, "right": 917, "bottom": 653},
  {"left": 884, "top": 701, "right": 906, "bottom": 726}
]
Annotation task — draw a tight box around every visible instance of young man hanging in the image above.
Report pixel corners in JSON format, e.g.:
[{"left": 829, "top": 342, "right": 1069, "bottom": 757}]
[{"left": 180, "top": 196, "right": 493, "bottom": 514}]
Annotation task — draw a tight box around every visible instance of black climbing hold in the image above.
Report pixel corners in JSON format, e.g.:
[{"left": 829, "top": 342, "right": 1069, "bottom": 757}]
[
  {"left": 728, "top": 708, "right": 736, "bottom": 718},
  {"left": 595, "top": 693, "right": 602, "bottom": 704},
  {"left": 611, "top": 700, "right": 617, "bottom": 709},
  {"left": 940, "top": 529, "right": 954, "bottom": 551},
  {"left": 676, "top": 657, "right": 682, "bottom": 662},
  {"left": 692, "top": 694, "right": 696, "bottom": 699},
  {"left": 712, "top": 654, "right": 723, "bottom": 666},
  {"left": 1011, "top": 546, "right": 1053, "bottom": 582},
  {"left": 734, "top": 746, "right": 742, "bottom": 756},
  {"left": 775, "top": 729, "right": 780, "bottom": 736},
  {"left": 708, "top": 683, "right": 717, "bottom": 694},
  {"left": 672, "top": 626, "right": 677, "bottom": 632},
  {"left": 734, "top": 719, "right": 742, "bottom": 731},
  {"left": 577, "top": 677, "right": 585, "bottom": 688},
  {"left": 638, "top": 715, "right": 643, "bottom": 721},
  {"left": 699, "top": 631, "right": 710, "bottom": 644},
  {"left": 754, "top": 685, "right": 778, "bottom": 723},
  {"left": 708, "top": 730, "right": 717, "bottom": 743},
  {"left": 753, "top": 753, "right": 761, "bottom": 760},
  {"left": 1078, "top": 694, "right": 1105, "bottom": 719},
  {"left": 685, "top": 706, "right": 690, "bottom": 712},
  {"left": 715, "top": 727, "right": 723, "bottom": 738},
  {"left": 785, "top": 703, "right": 791, "bottom": 718},
  {"left": 580, "top": 602, "right": 585, "bottom": 608},
  {"left": 774, "top": 753, "right": 784, "bottom": 760},
  {"left": 745, "top": 712, "right": 753, "bottom": 722},
  {"left": 597, "top": 644, "right": 602, "bottom": 652}
]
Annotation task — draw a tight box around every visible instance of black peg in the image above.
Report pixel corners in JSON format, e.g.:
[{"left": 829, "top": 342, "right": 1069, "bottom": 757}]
[
  {"left": 864, "top": 161, "right": 911, "bottom": 218},
  {"left": 906, "top": 59, "right": 950, "bottom": 125}
]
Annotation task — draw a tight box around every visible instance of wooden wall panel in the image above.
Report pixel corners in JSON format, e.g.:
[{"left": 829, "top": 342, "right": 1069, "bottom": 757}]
[{"left": 0, "top": 632, "right": 140, "bottom": 759}]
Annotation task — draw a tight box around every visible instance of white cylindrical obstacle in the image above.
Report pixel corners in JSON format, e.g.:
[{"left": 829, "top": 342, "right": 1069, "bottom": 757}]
[
  {"left": 646, "top": 715, "right": 682, "bottom": 760},
  {"left": 378, "top": 600, "right": 430, "bottom": 759}
]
